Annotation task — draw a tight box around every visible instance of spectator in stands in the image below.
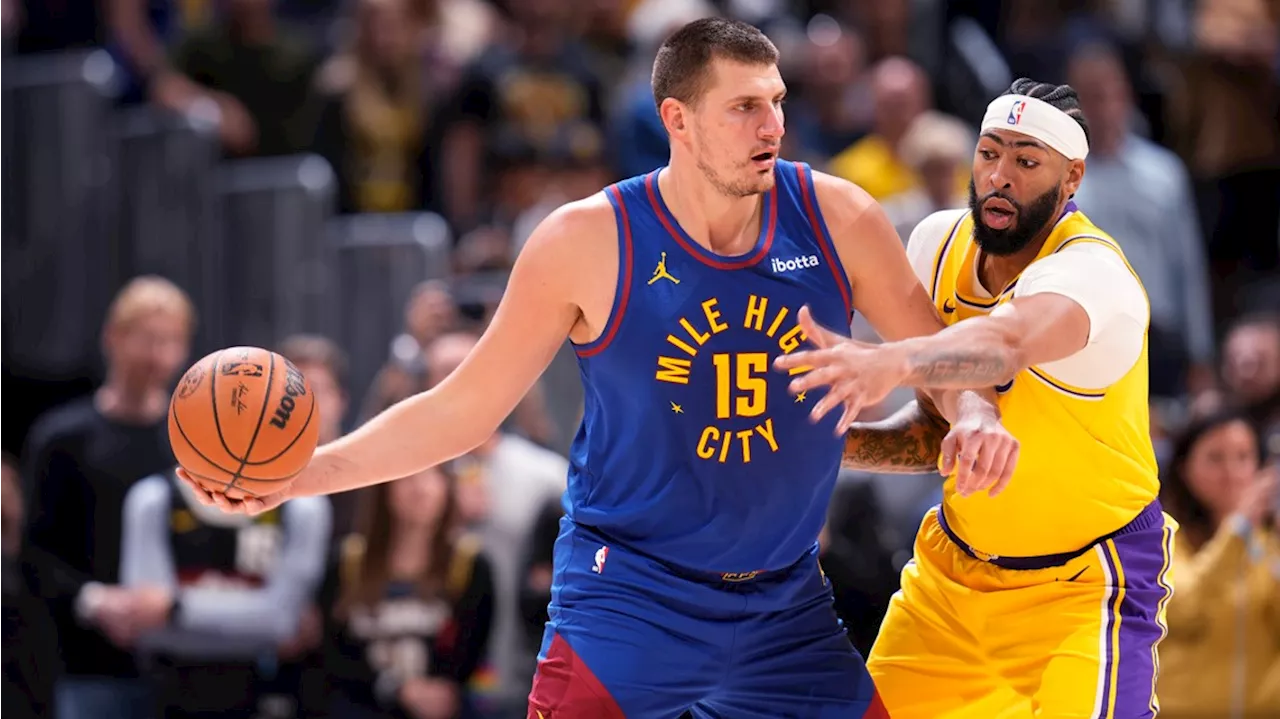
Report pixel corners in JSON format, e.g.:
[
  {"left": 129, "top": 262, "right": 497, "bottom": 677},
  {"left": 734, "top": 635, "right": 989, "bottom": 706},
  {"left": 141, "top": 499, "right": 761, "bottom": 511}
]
[
  {"left": 169, "top": 0, "right": 321, "bottom": 157},
  {"left": 1069, "top": 40, "right": 1217, "bottom": 400},
  {"left": 1171, "top": 0, "right": 1280, "bottom": 313},
  {"left": 273, "top": 334, "right": 351, "bottom": 712},
  {"left": 424, "top": 331, "right": 567, "bottom": 715},
  {"left": 827, "top": 57, "right": 964, "bottom": 207},
  {"left": 20, "top": 276, "right": 194, "bottom": 719},
  {"left": 3, "top": 452, "right": 62, "bottom": 719},
  {"left": 118, "top": 463, "right": 331, "bottom": 718},
  {"left": 313, "top": 0, "right": 434, "bottom": 213},
  {"left": 781, "top": 17, "right": 871, "bottom": 165},
  {"left": 360, "top": 280, "right": 459, "bottom": 424},
  {"left": 819, "top": 477, "right": 898, "bottom": 657},
  {"left": 1157, "top": 410, "right": 1279, "bottom": 718},
  {"left": 465, "top": 119, "right": 611, "bottom": 265},
  {"left": 324, "top": 464, "right": 495, "bottom": 719},
  {"left": 884, "top": 109, "right": 972, "bottom": 240},
  {"left": 1221, "top": 313, "right": 1280, "bottom": 455},
  {"left": 517, "top": 496, "right": 561, "bottom": 672},
  {"left": 278, "top": 334, "right": 354, "bottom": 533},
  {"left": 606, "top": 0, "right": 717, "bottom": 179},
  {"left": 439, "top": 0, "right": 606, "bottom": 231}
]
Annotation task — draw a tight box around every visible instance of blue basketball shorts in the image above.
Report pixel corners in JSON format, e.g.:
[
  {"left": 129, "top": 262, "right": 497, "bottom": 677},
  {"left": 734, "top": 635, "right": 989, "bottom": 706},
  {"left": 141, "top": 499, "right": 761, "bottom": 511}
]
[{"left": 527, "top": 520, "right": 888, "bottom": 718}]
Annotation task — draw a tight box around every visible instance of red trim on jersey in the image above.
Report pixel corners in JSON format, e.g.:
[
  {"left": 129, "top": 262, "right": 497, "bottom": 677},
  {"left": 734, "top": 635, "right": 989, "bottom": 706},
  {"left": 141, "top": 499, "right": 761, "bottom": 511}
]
[
  {"left": 527, "top": 634, "right": 626, "bottom": 718},
  {"left": 575, "top": 185, "right": 634, "bottom": 359},
  {"left": 644, "top": 171, "right": 777, "bottom": 270},
  {"left": 795, "top": 164, "right": 854, "bottom": 318}
]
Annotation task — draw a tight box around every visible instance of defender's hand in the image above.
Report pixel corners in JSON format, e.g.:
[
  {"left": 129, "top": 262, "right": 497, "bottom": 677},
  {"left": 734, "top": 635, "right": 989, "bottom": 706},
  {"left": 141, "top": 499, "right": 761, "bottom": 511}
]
[
  {"left": 940, "top": 408, "right": 1019, "bottom": 497},
  {"left": 174, "top": 467, "right": 291, "bottom": 516},
  {"left": 774, "top": 306, "right": 907, "bottom": 432}
]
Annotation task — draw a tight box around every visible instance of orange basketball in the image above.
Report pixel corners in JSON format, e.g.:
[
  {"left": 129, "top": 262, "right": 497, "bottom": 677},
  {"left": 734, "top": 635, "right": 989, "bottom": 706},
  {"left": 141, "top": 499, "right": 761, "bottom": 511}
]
[{"left": 168, "top": 346, "right": 321, "bottom": 500}]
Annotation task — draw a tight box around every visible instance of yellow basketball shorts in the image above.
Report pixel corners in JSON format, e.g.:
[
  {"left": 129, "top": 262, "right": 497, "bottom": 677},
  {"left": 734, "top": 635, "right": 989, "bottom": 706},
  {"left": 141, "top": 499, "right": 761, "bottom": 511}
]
[{"left": 867, "top": 503, "right": 1177, "bottom": 719}]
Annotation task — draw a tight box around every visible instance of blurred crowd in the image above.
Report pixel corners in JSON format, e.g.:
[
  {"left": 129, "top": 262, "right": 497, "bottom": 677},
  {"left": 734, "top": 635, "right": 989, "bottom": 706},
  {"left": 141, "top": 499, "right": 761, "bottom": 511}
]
[{"left": 2, "top": 0, "right": 1279, "bottom": 718}]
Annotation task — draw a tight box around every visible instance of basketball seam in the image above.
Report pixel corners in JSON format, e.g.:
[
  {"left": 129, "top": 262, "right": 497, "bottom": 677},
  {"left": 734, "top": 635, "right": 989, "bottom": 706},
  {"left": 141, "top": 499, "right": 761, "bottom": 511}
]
[
  {"left": 243, "top": 394, "right": 316, "bottom": 466},
  {"left": 209, "top": 350, "right": 243, "bottom": 462},
  {"left": 226, "top": 352, "right": 278, "bottom": 495},
  {"left": 171, "top": 402, "right": 247, "bottom": 478},
  {"left": 170, "top": 409, "right": 298, "bottom": 482},
  {"left": 181, "top": 466, "right": 250, "bottom": 496}
]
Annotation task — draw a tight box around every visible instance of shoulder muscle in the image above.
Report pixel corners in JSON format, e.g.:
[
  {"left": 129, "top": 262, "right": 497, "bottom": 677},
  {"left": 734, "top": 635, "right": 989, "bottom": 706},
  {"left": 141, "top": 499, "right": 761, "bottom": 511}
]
[{"left": 906, "top": 209, "right": 968, "bottom": 290}]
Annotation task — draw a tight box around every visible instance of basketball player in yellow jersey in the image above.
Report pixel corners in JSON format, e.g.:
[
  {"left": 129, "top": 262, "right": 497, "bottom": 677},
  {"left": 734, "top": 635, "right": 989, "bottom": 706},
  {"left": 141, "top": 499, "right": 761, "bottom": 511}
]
[{"left": 777, "top": 78, "right": 1177, "bottom": 719}]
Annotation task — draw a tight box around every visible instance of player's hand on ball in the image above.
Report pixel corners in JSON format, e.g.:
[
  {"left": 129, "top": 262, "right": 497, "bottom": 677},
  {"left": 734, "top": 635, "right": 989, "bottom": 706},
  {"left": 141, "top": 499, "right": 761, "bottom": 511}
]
[
  {"left": 939, "top": 407, "right": 1019, "bottom": 497},
  {"left": 175, "top": 467, "right": 291, "bottom": 516},
  {"left": 775, "top": 306, "right": 905, "bottom": 433}
]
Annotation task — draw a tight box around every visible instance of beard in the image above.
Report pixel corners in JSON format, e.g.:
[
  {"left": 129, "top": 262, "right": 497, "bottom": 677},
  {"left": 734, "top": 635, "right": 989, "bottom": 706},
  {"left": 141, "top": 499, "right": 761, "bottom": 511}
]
[
  {"left": 967, "top": 179, "right": 1062, "bottom": 256},
  {"left": 692, "top": 125, "right": 774, "bottom": 198},
  {"left": 696, "top": 153, "right": 772, "bottom": 198}
]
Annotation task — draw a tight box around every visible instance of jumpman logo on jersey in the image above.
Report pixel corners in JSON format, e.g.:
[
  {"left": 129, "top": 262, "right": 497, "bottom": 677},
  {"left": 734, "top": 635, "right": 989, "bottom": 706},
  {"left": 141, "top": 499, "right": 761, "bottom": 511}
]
[{"left": 648, "top": 252, "right": 680, "bottom": 285}]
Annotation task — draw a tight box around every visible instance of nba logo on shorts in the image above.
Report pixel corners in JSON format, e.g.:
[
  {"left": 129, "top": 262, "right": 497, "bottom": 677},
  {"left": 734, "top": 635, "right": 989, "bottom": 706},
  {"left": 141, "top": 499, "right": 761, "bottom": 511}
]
[
  {"left": 592, "top": 546, "right": 609, "bottom": 574},
  {"left": 1007, "top": 100, "right": 1026, "bottom": 126}
]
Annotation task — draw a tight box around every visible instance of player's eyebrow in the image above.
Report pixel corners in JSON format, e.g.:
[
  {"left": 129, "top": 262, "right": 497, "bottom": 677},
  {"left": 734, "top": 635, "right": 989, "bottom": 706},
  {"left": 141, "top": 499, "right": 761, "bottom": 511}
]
[
  {"left": 980, "top": 131, "right": 1047, "bottom": 151},
  {"left": 728, "top": 90, "right": 787, "bottom": 105}
]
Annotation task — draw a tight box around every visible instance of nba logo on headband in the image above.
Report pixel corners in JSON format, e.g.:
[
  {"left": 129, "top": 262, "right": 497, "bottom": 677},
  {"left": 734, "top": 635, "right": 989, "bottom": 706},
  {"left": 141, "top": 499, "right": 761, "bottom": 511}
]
[{"left": 1007, "top": 100, "right": 1026, "bottom": 126}]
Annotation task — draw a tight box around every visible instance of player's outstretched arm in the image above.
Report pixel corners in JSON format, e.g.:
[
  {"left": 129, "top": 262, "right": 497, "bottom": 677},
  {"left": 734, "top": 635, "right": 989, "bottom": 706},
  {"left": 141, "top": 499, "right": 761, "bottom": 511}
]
[
  {"left": 808, "top": 172, "right": 1018, "bottom": 494},
  {"left": 779, "top": 242, "right": 1148, "bottom": 401},
  {"left": 182, "top": 197, "right": 614, "bottom": 514}
]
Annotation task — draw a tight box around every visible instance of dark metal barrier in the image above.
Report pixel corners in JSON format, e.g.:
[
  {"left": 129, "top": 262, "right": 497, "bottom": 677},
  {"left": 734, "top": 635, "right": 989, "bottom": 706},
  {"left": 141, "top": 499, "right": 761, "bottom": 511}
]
[
  {"left": 329, "top": 212, "right": 452, "bottom": 430},
  {"left": 217, "top": 154, "right": 339, "bottom": 350},
  {"left": 113, "top": 106, "right": 226, "bottom": 357},
  {"left": 2, "top": 50, "right": 120, "bottom": 375}
]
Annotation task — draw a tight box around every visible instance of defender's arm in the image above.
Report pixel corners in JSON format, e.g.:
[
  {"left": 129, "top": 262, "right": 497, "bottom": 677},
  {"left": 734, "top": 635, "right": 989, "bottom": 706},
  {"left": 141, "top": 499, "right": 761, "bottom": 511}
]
[
  {"left": 809, "top": 172, "right": 997, "bottom": 423},
  {"left": 883, "top": 247, "right": 1148, "bottom": 390}
]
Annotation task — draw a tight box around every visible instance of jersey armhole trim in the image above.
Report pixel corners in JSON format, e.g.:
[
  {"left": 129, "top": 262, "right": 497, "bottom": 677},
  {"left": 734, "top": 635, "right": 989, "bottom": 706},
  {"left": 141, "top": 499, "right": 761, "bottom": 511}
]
[
  {"left": 930, "top": 212, "right": 967, "bottom": 301},
  {"left": 795, "top": 163, "right": 853, "bottom": 318},
  {"left": 573, "top": 185, "right": 634, "bottom": 358}
]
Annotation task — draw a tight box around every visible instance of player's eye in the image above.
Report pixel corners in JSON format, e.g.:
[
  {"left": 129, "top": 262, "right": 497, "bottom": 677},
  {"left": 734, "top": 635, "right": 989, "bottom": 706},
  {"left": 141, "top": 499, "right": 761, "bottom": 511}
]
[
  {"left": 979, "top": 149, "right": 996, "bottom": 160},
  {"left": 1018, "top": 158, "right": 1039, "bottom": 169}
]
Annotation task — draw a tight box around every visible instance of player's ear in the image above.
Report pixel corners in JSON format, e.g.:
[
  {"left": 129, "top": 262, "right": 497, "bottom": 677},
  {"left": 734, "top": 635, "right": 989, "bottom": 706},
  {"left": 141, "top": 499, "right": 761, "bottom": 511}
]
[
  {"left": 660, "top": 98, "right": 688, "bottom": 137},
  {"left": 1064, "top": 158, "right": 1085, "bottom": 197}
]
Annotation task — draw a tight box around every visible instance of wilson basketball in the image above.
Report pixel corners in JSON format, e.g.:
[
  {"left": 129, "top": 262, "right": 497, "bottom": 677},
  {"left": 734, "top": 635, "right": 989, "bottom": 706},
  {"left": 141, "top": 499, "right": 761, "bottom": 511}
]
[{"left": 169, "top": 346, "right": 321, "bottom": 500}]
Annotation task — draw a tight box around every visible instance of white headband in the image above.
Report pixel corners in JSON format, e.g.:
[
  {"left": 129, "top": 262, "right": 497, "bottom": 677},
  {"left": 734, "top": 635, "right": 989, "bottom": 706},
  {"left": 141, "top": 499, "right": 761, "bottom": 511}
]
[{"left": 981, "top": 94, "right": 1089, "bottom": 160}]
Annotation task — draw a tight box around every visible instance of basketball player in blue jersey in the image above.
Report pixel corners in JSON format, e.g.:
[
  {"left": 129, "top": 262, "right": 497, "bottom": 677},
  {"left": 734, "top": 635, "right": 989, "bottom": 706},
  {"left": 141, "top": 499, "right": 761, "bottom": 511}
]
[{"left": 177, "top": 18, "right": 1022, "bottom": 718}]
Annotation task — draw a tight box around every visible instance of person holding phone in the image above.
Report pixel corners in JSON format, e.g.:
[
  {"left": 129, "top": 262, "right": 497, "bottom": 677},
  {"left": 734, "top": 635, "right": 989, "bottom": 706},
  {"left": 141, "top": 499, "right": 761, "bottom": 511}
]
[{"left": 1156, "top": 409, "right": 1280, "bottom": 719}]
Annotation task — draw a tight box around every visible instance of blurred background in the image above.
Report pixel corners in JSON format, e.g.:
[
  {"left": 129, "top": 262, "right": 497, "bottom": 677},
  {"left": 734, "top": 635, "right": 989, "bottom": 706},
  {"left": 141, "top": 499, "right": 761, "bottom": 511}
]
[{"left": 2, "top": 0, "right": 1278, "bottom": 718}]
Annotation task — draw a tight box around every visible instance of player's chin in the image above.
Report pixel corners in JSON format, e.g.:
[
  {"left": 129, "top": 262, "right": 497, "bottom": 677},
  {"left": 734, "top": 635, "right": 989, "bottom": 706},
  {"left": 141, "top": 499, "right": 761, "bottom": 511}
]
[{"left": 750, "top": 172, "right": 776, "bottom": 192}]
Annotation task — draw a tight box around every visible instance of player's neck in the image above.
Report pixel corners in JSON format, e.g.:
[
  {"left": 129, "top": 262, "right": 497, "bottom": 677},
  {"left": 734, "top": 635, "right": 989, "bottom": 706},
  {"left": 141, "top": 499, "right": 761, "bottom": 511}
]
[
  {"left": 95, "top": 382, "right": 167, "bottom": 425},
  {"left": 659, "top": 162, "right": 764, "bottom": 255}
]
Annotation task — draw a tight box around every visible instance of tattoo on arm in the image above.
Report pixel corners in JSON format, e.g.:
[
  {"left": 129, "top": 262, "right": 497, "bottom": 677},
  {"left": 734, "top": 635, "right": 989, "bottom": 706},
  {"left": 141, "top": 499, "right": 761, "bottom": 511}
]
[
  {"left": 843, "top": 400, "right": 948, "bottom": 474},
  {"left": 904, "top": 349, "right": 1014, "bottom": 388}
]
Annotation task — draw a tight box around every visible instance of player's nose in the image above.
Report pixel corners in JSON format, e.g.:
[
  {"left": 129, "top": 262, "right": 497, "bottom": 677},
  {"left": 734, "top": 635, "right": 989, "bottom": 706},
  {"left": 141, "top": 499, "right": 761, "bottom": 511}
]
[
  {"left": 759, "top": 107, "right": 785, "bottom": 141},
  {"left": 986, "top": 162, "right": 1014, "bottom": 192}
]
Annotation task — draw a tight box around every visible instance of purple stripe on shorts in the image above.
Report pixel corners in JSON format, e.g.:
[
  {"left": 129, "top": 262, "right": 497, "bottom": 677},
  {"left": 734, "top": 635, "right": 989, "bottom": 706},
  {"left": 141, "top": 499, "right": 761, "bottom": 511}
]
[
  {"left": 1096, "top": 503, "right": 1176, "bottom": 719},
  {"left": 1096, "top": 545, "right": 1120, "bottom": 719}
]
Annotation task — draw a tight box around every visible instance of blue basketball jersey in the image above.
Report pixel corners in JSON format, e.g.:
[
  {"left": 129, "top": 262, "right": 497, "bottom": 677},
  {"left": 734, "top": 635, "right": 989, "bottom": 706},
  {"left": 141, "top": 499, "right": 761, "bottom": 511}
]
[{"left": 564, "top": 160, "right": 855, "bottom": 573}]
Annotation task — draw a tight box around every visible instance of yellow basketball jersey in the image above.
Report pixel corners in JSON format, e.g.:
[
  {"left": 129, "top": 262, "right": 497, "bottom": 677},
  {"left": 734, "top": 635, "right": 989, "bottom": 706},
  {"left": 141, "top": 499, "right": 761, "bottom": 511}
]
[{"left": 927, "top": 209, "right": 1159, "bottom": 557}]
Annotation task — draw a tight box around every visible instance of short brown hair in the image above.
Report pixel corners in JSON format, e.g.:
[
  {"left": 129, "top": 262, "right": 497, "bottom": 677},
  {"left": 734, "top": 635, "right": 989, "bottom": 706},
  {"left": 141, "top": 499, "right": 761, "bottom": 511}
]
[
  {"left": 651, "top": 17, "right": 779, "bottom": 109},
  {"left": 277, "top": 334, "right": 348, "bottom": 388},
  {"left": 105, "top": 275, "right": 197, "bottom": 335}
]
